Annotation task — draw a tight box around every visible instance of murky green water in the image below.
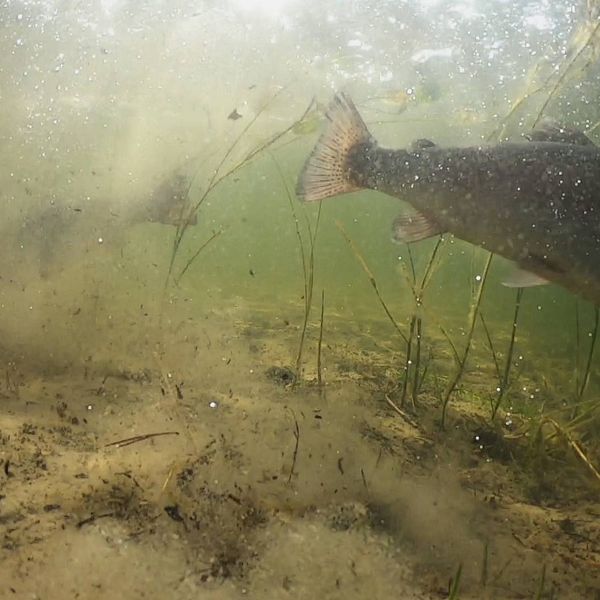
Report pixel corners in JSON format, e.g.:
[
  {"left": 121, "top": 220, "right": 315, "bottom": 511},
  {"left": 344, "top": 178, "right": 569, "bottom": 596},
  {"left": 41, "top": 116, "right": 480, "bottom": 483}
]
[{"left": 1, "top": 2, "right": 599, "bottom": 599}]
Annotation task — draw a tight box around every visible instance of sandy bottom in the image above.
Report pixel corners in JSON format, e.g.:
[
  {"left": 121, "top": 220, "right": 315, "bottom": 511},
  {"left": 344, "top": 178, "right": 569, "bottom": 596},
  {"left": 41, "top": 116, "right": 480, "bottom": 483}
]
[{"left": 1, "top": 308, "right": 599, "bottom": 600}]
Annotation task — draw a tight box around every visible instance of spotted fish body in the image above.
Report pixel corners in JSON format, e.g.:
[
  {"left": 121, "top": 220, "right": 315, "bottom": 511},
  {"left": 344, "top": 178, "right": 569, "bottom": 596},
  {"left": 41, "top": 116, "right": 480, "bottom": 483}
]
[{"left": 297, "top": 93, "right": 600, "bottom": 306}]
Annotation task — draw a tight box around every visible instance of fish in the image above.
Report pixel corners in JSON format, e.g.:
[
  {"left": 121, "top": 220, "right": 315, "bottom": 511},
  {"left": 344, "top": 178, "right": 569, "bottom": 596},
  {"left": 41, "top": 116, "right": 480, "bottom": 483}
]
[
  {"left": 296, "top": 93, "right": 600, "bottom": 306},
  {"left": 142, "top": 170, "right": 197, "bottom": 227}
]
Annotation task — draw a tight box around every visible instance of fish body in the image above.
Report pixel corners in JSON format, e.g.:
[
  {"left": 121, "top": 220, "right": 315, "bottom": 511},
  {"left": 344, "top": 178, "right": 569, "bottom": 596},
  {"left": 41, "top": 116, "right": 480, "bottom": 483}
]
[{"left": 297, "top": 93, "right": 600, "bottom": 306}]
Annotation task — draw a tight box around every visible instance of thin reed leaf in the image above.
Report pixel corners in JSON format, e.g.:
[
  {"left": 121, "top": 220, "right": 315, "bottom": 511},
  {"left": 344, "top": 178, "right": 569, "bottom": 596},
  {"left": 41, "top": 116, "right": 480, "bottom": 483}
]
[
  {"left": 534, "top": 563, "right": 546, "bottom": 600},
  {"left": 448, "top": 563, "right": 462, "bottom": 600},
  {"left": 440, "top": 326, "right": 461, "bottom": 366},
  {"left": 163, "top": 92, "right": 315, "bottom": 291},
  {"left": 441, "top": 253, "right": 494, "bottom": 428},
  {"left": 401, "top": 315, "right": 417, "bottom": 408},
  {"left": 175, "top": 229, "right": 223, "bottom": 284},
  {"left": 533, "top": 19, "right": 600, "bottom": 128},
  {"left": 336, "top": 221, "right": 408, "bottom": 343},
  {"left": 481, "top": 541, "right": 489, "bottom": 588},
  {"left": 317, "top": 289, "right": 325, "bottom": 386},
  {"left": 294, "top": 202, "right": 322, "bottom": 379},
  {"left": 411, "top": 316, "right": 423, "bottom": 406},
  {"left": 479, "top": 313, "right": 502, "bottom": 383},
  {"left": 578, "top": 305, "right": 599, "bottom": 400},
  {"left": 491, "top": 288, "right": 524, "bottom": 420}
]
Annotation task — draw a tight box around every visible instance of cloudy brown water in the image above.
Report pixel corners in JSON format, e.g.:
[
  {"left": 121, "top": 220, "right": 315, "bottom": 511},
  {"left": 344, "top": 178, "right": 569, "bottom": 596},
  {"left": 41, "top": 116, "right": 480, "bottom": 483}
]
[{"left": 0, "top": 1, "right": 599, "bottom": 599}]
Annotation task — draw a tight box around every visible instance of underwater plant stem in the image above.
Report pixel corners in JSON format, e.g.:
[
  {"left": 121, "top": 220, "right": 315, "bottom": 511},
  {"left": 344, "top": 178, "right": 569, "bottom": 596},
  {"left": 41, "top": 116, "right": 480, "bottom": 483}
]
[
  {"left": 574, "top": 300, "right": 581, "bottom": 398},
  {"left": 487, "top": 85, "right": 544, "bottom": 142},
  {"left": 544, "top": 417, "right": 600, "bottom": 484},
  {"left": 532, "top": 19, "right": 600, "bottom": 128},
  {"left": 440, "top": 326, "right": 461, "bottom": 365},
  {"left": 448, "top": 563, "right": 463, "bottom": 600},
  {"left": 417, "top": 237, "right": 444, "bottom": 301},
  {"left": 336, "top": 221, "right": 408, "bottom": 343},
  {"left": 163, "top": 94, "right": 315, "bottom": 291},
  {"left": 534, "top": 564, "right": 546, "bottom": 600},
  {"left": 479, "top": 313, "right": 502, "bottom": 384},
  {"left": 411, "top": 316, "right": 422, "bottom": 406},
  {"left": 491, "top": 287, "right": 524, "bottom": 420},
  {"left": 294, "top": 203, "right": 322, "bottom": 380},
  {"left": 441, "top": 253, "right": 494, "bottom": 429},
  {"left": 578, "top": 305, "right": 599, "bottom": 400},
  {"left": 272, "top": 155, "right": 309, "bottom": 297},
  {"left": 174, "top": 229, "right": 223, "bottom": 285},
  {"left": 287, "top": 410, "right": 300, "bottom": 484},
  {"left": 401, "top": 315, "right": 417, "bottom": 408},
  {"left": 166, "top": 94, "right": 277, "bottom": 288},
  {"left": 104, "top": 431, "right": 180, "bottom": 448},
  {"left": 317, "top": 289, "right": 325, "bottom": 386},
  {"left": 481, "top": 541, "right": 489, "bottom": 588},
  {"left": 271, "top": 153, "right": 312, "bottom": 380}
]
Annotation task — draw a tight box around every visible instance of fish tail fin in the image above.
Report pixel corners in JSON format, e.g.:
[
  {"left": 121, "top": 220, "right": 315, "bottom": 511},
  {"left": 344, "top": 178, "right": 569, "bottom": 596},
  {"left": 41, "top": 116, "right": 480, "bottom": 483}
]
[{"left": 296, "top": 93, "right": 373, "bottom": 202}]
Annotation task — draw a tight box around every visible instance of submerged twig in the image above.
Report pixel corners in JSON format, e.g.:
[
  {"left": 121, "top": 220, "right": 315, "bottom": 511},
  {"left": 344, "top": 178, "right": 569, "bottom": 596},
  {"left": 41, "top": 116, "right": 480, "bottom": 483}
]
[
  {"left": 77, "top": 512, "right": 115, "bottom": 529},
  {"left": 544, "top": 417, "right": 600, "bottom": 484},
  {"left": 481, "top": 541, "right": 489, "bottom": 588},
  {"left": 287, "top": 411, "right": 300, "bottom": 484},
  {"left": 105, "top": 431, "right": 180, "bottom": 448},
  {"left": 385, "top": 394, "right": 419, "bottom": 428}
]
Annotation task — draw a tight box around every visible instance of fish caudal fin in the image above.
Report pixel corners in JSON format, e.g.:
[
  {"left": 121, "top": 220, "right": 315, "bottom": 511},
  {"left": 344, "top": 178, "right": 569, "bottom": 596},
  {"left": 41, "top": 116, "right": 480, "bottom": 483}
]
[{"left": 296, "top": 93, "right": 373, "bottom": 202}]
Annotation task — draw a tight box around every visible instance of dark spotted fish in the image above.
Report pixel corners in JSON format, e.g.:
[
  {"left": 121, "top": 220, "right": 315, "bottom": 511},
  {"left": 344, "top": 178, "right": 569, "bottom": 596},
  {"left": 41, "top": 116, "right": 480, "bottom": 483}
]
[{"left": 297, "top": 93, "right": 600, "bottom": 306}]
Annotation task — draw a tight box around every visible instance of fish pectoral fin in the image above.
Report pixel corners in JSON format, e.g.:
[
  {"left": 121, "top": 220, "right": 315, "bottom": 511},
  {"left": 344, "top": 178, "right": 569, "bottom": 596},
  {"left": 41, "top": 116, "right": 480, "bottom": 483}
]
[
  {"left": 502, "top": 264, "right": 550, "bottom": 288},
  {"left": 391, "top": 210, "right": 443, "bottom": 244},
  {"left": 410, "top": 138, "right": 436, "bottom": 152}
]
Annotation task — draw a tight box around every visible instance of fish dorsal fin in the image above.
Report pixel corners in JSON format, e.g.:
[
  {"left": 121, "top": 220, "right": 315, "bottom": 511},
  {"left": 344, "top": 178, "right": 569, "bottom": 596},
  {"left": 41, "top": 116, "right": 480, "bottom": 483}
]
[
  {"left": 502, "top": 263, "right": 549, "bottom": 288},
  {"left": 392, "top": 209, "right": 443, "bottom": 244},
  {"left": 410, "top": 138, "right": 436, "bottom": 152},
  {"left": 526, "top": 119, "right": 594, "bottom": 146},
  {"left": 296, "top": 93, "right": 374, "bottom": 202}
]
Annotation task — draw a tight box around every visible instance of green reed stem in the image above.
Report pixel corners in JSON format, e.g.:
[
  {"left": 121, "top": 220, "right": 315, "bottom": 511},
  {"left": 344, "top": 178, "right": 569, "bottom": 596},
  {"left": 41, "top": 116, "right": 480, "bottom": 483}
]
[
  {"left": 479, "top": 313, "right": 502, "bottom": 384},
  {"left": 411, "top": 316, "right": 423, "bottom": 407},
  {"left": 294, "top": 202, "right": 322, "bottom": 379},
  {"left": 448, "top": 563, "right": 462, "bottom": 600},
  {"left": 317, "top": 289, "right": 325, "bottom": 386},
  {"left": 336, "top": 221, "right": 408, "bottom": 343},
  {"left": 441, "top": 253, "right": 494, "bottom": 429},
  {"left": 491, "top": 287, "right": 524, "bottom": 420},
  {"left": 174, "top": 229, "right": 223, "bottom": 285},
  {"left": 578, "top": 305, "right": 599, "bottom": 400},
  {"left": 401, "top": 315, "right": 417, "bottom": 408},
  {"left": 164, "top": 92, "right": 315, "bottom": 291},
  {"left": 532, "top": 19, "right": 600, "bottom": 128},
  {"left": 574, "top": 300, "right": 581, "bottom": 397},
  {"left": 481, "top": 541, "right": 489, "bottom": 589},
  {"left": 534, "top": 563, "right": 546, "bottom": 600}
]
